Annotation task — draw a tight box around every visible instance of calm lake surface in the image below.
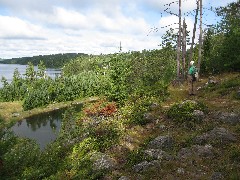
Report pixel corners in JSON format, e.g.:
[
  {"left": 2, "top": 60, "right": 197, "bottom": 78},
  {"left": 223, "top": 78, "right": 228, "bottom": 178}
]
[
  {"left": 12, "top": 104, "right": 83, "bottom": 150},
  {"left": 11, "top": 109, "right": 64, "bottom": 150},
  {"left": 0, "top": 64, "right": 61, "bottom": 87}
]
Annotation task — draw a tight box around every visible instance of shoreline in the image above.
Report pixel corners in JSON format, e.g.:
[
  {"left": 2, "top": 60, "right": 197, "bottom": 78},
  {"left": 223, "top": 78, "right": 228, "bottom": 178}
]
[{"left": 0, "top": 97, "right": 98, "bottom": 125}]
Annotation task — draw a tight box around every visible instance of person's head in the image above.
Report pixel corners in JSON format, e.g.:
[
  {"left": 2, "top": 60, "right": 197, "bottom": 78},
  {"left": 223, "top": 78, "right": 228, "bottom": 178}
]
[{"left": 190, "top": 61, "right": 194, "bottom": 66}]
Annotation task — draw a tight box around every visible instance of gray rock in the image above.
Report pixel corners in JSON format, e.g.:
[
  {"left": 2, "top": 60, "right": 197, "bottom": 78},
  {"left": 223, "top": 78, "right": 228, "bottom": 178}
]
[
  {"left": 90, "top": 152, "right": 116, "bottom": 171},
  {"left": 118, "top": 176, "right": 130, "bottom": 180},
  {"left": 132, "top": 161, "right": 152, "bottom": 173},
  {"left": 211, "top": 172, "right": 224, "bottom": 180},
  {"left": 193, "top": 110, "right": 205, "bottom": 121},
  {"left": 178, "top": 148, "right": 193, "bottom": 159},
  {"left": 195, "top": 127, "right": 237, "bottom": 145},
  {"left": 177, "top": 167, "right": 185, "bottom": 174},
  {"left": 207, "top": 76, "right": 219, "bottom": 85},
  {"left": 159, "top": 124, "right": 166, "bottom": 131},
  {"left": 132, "top": 160, "right": 160, "bottom": 173},
  {"left": 178, "top": 145, "right": 213, "bottom": 159},
  {"left": 192, "top": 144, "right": 214, "bottom": 158},
  {"left": 144, "top": 149, "right": 172, "bottom": 160},
  {"left": 148, "top": 135, "right": 174, "bottom": 150},
  {"left": 150, "top": 103, "right": 159, "bottom": 110},
  {"left": 143, "top": 112, "right": 155, "bottom": 121},
  {"left": 217, "top": 112, "right": 240, "bottom": 125}
]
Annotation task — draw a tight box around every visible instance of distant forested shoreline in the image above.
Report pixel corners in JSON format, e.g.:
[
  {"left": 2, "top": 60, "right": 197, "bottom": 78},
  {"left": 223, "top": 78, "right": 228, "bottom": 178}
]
[{"left": 0, "top": 53, "right": 89, "bottom": 68}]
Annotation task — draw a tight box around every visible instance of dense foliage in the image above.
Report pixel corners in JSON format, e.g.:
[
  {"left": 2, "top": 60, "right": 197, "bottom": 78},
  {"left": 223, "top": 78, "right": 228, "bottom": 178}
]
[
  {"left": 0, "top": 49, "right": 176, "bottom": 110},
  {"left": 202, "top": 1, "right": 240, "bottom": 73}
]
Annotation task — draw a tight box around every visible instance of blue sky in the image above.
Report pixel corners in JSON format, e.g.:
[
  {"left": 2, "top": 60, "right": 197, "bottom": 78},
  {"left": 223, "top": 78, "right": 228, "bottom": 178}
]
[{"left": 0, "top": 0, "right": 237, "bottom": 59}]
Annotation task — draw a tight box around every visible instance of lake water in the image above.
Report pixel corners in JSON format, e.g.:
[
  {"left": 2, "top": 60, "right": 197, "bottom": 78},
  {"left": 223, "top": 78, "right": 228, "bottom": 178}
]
[
  {"left": 0, "top": 64, "right": 61, "bottom": 88},
  {"left": 11, "top": 104, "right": 83, "bottom": 150},
  {"left": 0, "top": 63, "right": 75, "bottom": 150},
  {"left": 11, "top": 109, "right": 63, "bottom": 150}
]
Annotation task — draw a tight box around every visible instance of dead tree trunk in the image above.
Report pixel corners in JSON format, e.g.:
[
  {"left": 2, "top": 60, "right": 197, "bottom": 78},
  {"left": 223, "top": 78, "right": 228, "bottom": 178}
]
[
  {"left": 188, "top": 0, "right": 199, "bottom": 69},
  {"left": 176, "top": 0, "right": 182, "bottom": 79},
  {"left": 198, "top": 0, "right": 203, "bottom": 77},
  {"left": 182, "top": 18, "right": 187, "bottom": 79}
]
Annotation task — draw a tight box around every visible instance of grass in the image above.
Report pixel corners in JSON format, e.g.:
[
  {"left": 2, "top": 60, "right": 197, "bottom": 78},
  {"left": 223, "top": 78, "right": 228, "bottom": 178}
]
[{"left": 0, "top": 97, "right": 98, "bottom": 123}]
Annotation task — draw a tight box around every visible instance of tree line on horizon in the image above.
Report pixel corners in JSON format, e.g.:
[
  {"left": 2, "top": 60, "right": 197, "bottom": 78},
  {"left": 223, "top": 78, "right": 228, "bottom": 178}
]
[{"left": 0, "top": 53, "right": 89, "bottom": 68}]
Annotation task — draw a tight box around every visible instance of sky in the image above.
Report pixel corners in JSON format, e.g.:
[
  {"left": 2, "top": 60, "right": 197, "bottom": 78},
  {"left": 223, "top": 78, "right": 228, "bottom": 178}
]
[{"left": 0, "top": 0, "right": 237, "bottom": 59}]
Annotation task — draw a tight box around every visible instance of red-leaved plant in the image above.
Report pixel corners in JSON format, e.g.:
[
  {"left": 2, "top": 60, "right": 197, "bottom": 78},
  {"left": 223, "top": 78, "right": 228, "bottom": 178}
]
[{"left": 83, "top": 100, "right": 117, "bottom": 117}]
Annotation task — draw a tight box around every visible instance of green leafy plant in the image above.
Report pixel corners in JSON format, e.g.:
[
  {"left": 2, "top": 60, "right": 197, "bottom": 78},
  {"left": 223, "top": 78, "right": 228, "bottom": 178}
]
[{"left": 167, "top": 100, "right": 207, "bottom": 128}]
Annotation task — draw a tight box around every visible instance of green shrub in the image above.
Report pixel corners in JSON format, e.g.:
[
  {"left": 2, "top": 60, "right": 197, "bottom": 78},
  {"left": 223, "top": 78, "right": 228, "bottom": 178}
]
[
  {"left": 126, "top": 148, "right": 153, "bottom": 168},
  {"left": 66, "top": 137, "right": 104, "bottom": 179},
  {"left": 2, "top": 138, "right": 40, "bottom": 178},
  {"left": 121, "top": 97, "right": 154, "bottom": 126},
  {"left": 167, "top": 100, "right": 207, "bottom": 127}
]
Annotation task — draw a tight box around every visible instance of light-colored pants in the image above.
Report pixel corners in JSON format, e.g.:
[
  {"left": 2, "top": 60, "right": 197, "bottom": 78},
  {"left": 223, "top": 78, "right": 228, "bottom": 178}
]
[{"left": 188, "top": 75, "right": 196, "bottom": 95}]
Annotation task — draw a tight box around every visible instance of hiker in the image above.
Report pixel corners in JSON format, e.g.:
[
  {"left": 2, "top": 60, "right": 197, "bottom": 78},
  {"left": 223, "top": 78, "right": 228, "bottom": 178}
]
[{"left": 188, "top": 61, "right": 197, "bottom": 95}]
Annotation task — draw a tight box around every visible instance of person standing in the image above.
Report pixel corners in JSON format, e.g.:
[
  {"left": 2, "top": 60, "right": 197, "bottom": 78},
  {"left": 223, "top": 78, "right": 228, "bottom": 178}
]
[{"left": 188, "top": 61, "right": 197, "bottom": 95}]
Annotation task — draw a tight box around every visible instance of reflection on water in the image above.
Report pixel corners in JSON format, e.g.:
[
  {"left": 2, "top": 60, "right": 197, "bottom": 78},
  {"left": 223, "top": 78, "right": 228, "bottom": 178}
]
[
  {"left": 12, "top": 109, "right": 65, "bottom": 150},
  {"left": 12, "top": 103, "right": 82, "bottom": 150}
]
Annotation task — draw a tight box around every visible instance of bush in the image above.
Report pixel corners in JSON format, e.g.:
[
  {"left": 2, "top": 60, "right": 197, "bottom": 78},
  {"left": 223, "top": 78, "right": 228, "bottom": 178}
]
[
  {"left": 66, "top": 137, "right": 103, "bottom": 179},
  {"left": 167, "top": 100, "right": 207, "bottom": 127},
  {"left": 126, "top": 148, "right": 154, "bottom": 168},
  {"left": 1, "top": 138, "right": 40, "bottom": 178}
]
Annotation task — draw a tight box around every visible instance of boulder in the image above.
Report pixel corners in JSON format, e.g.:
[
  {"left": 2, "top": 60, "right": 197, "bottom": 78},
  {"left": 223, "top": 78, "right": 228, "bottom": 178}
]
[
  {"left": 143, "top": 112, "right": 155, "bottom": 121},
  {"left": 215, "top": 112, "right": 240, "bottom": 125},
  {"left": 150, "top": 102, "right": 160, "bottom": 111},
  {"left": 90, "top": 152, "right": 116, "bottom": 171},
  {"left": 192, "top": 144, "right": 214, "bottom": 158},
  {"left": 148, "top": 135, "right": 174, "bottom": 150},
  {"left": 193, "top": 110, "right": 205, "bottom": 121},
  {"left": 207, "top": 76, "right": 219, "bottom": 85},
  {"left": 144, "top": 149, "right": 172, "bottom": 161},
  {"left": 178, "top": 144, "right": 214, "bottom": 159},
  {"left": 211, "top": 172, "right": 224, "bottom": 180},
  {"left": 177, "top": 167, "right": 185, "bottom": 174},
  {"left": 118, "top": 176, "right": 130, "bottom": 180},
  {"left": 194, "top": 127, "right": 237, "bottom": 145},
  {"left": 178, "top": 147, "right": 193, "bottom": 159},
  {"left": 132, "top": 160, "right": 160, "bottom": 173}
]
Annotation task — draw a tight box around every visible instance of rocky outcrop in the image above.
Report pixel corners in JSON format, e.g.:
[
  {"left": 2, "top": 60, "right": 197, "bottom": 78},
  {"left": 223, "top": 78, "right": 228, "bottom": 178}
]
[
  {"left": 193, "top": 110, "right": 205, "bottom": 121},
  {"left": 214, "top": 112, "right": 240, "bottom": 125},
  {"left": 90, "top": 152, "right": 117, "bottom": 171},
  {"left": 194, "top": 127, "right": 237, "bottom": 145},
  {"left": 147, "top": 135, "right": 174, "bottom": 150},
  {"left": 178, "top": 144, "right": 214, "bottom": 159},
  {"left": 144, "top": 149, "right": 172, "bottom": 161},
  {"left": 132, "top": 160, "right": 160, "bottom": 173}
]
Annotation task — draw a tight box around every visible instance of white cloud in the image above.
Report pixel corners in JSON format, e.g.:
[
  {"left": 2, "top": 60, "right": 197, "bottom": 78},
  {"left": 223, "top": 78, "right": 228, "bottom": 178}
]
[
  {"left": 1, "top": 0, "right": 237, "bottom": 59},
  {"left": 0, "top": 15, "right": 45, "bottom": 39},
  {"left": 51, "top": 7, "right": 91, "bottom": 30},
  {"left": 142, "top": 0, "right": 198, "bottom": 14}
]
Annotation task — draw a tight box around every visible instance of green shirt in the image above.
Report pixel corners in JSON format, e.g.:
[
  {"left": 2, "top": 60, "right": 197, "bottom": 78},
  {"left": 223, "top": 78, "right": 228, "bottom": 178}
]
[{"left": 188, "top": 66, "right": 196, "bottom": 75}]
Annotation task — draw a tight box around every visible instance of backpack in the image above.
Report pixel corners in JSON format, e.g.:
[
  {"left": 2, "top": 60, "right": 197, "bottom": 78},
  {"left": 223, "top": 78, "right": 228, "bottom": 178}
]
[{"left": 192, "top": 71, "right": 198, "bottom": 82}]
